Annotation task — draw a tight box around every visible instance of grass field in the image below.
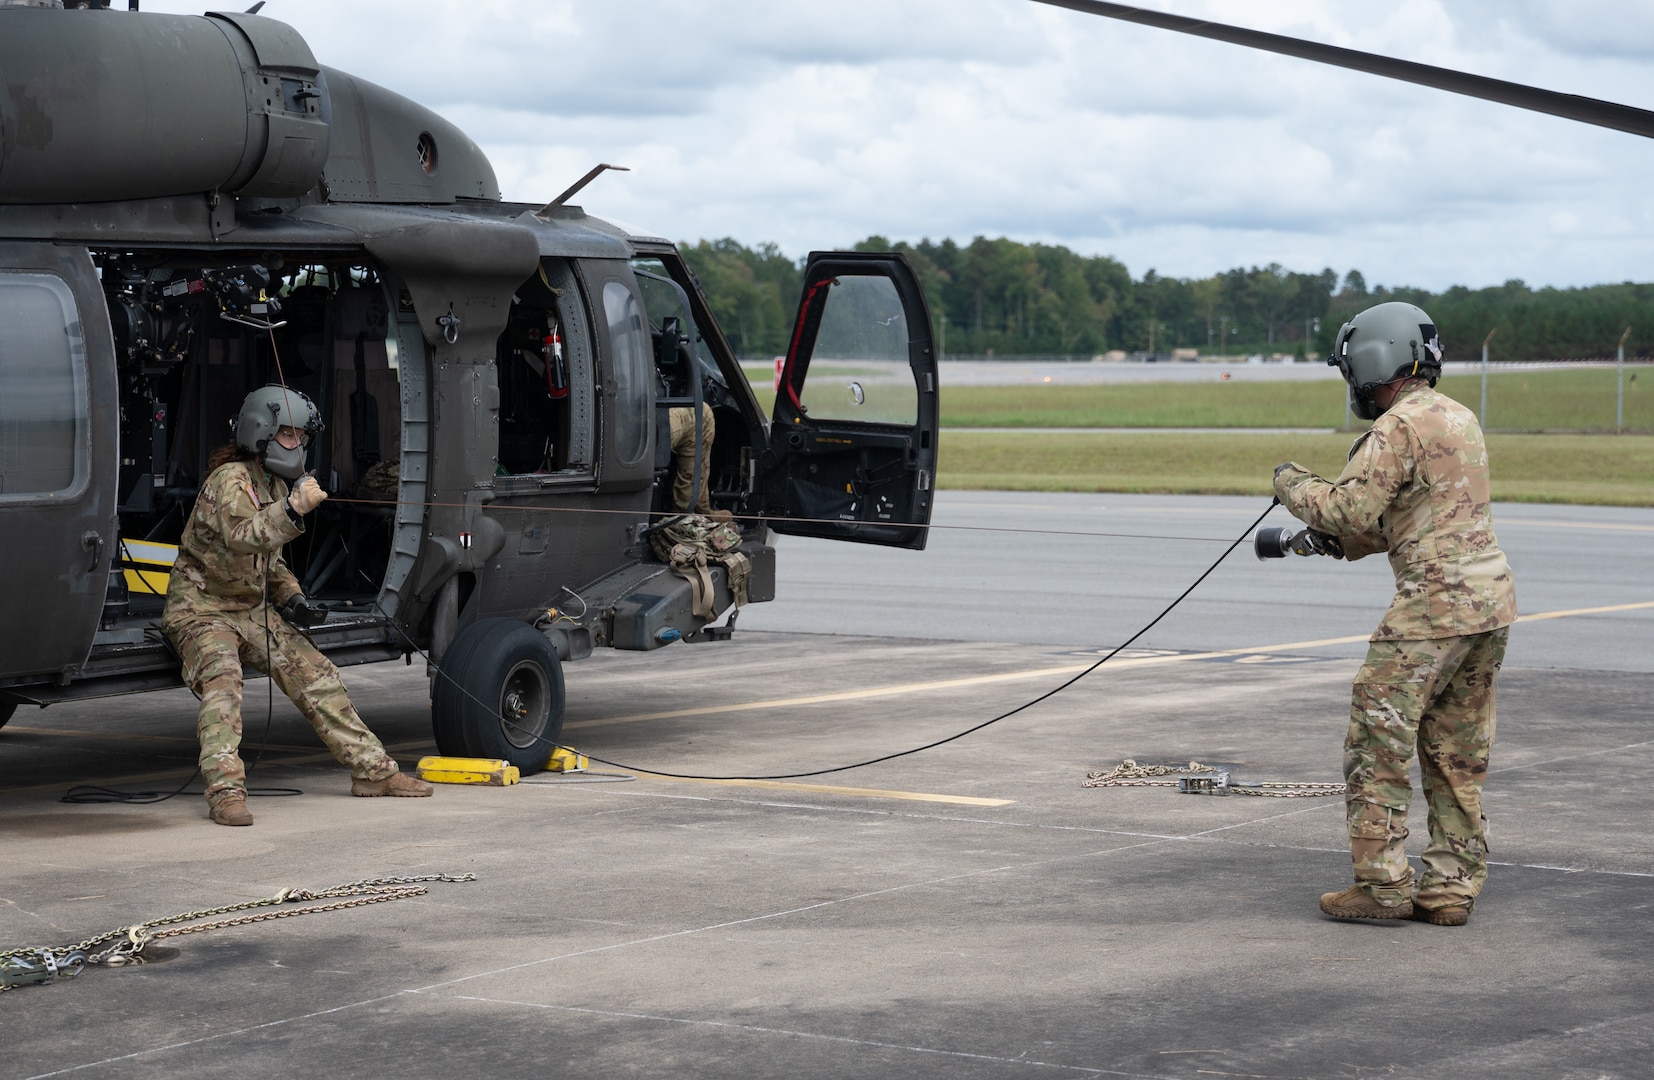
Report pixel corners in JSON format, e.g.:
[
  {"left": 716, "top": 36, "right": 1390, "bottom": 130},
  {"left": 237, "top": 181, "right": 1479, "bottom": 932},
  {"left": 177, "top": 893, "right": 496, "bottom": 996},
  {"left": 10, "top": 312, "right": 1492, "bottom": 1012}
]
[
  {"left": 748, "top": 367, "right": 1650, "bottom": 432},
  {"left": 936, "top": 431, "right": 1654, "bottom": 506},
  {"left": 741, "top": 367, "right": 1652, "bottom": 505}
]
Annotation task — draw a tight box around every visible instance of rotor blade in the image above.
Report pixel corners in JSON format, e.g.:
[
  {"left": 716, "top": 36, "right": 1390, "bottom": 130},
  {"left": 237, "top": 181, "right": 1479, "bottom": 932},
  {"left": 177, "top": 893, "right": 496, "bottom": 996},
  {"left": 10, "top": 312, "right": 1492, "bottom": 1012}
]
[{"left": 1031, "top": 0, "right": 1654, "bottom": 140}]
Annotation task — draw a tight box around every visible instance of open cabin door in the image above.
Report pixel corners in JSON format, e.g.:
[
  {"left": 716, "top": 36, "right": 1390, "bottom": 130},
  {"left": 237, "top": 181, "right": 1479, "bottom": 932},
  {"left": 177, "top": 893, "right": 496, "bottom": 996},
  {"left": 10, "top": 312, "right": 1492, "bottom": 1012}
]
[
  {"left": 758, "top": 252, "right": 938, "bottom": 549},
  {"left": 0, "top": 244, "right": 118, "bottom": 682}
]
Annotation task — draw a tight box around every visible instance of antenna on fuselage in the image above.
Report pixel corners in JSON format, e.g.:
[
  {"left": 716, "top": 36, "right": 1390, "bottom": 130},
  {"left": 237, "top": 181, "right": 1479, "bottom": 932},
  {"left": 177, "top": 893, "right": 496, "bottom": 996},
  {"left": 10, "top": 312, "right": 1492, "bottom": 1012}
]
[{"left": 534, "top": 163, "right": 630, "bottom": 219}]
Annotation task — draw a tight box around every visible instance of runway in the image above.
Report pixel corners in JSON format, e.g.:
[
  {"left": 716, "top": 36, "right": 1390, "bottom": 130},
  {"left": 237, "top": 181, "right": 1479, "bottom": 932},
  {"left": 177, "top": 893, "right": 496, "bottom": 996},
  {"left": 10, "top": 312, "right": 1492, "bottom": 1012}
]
[
  {"left": 2, "top": 493, "right": 1648, "bottom": 1080},
  {"left": 743, "top": 491, "right": 1654, "bottom": 672}
]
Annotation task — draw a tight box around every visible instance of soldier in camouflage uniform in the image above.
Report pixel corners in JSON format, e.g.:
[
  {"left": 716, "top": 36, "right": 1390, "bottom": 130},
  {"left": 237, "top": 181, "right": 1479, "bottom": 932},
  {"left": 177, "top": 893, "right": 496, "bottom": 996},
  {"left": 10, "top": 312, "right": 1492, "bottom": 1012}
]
[
  {"left": 668, "top": 403, "right": 717, "bottom": 514},
  {"left": 1273, "top": 302, "right": 1515, "bottom": 926},
  {"left": 162, "top": 386, "right": 431, "bottom": 827}
]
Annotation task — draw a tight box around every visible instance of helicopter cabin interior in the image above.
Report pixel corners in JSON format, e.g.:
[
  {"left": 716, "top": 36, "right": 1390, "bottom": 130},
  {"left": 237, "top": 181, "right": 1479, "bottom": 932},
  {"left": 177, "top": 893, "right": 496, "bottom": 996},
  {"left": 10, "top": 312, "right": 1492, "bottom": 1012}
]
[{"left": 78, "top": 248, "right": 745, "bottom": 660}]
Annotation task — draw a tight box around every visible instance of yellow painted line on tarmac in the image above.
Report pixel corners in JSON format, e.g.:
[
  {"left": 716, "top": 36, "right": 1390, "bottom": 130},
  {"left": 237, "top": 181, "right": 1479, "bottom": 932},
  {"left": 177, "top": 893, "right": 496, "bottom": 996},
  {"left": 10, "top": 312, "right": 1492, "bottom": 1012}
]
[
  {"left": 8, "top": 603, "right": 1644, "bottom": 802},
  {"left": 567, "top": 643, "right": 1345, "bottom": 730},
  {"left": 570, "top": 600, "right": 1653, "bottom": 730},
  {"left": 1499, "top": 518, "right": 1654, "bottom": 533},
  {"left": 625, "top": 772, "right": 1013, "bottom": 806},
  {"left": 565, "top": 666, "right": 1095, "bottom": 729},
  {"left": 1513, "top": 600, "right": 1654, "bottom": 622}
]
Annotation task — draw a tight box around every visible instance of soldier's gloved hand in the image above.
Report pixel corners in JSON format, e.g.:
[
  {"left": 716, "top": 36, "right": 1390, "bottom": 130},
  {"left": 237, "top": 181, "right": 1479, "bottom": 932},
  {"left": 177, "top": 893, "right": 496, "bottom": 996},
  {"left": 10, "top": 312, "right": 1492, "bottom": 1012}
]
[
  {"left": 287, "top": 474, "right": 327, "bottom": 515},
  {"left": 1289, "top": 529, "right": 1345, "bottom": 558},
  {"left": 277, "top": 594, "right": 328, "bottom": 628},
  {"left": 1305, "top": 529, "right": 1344, "bottom": 558}
]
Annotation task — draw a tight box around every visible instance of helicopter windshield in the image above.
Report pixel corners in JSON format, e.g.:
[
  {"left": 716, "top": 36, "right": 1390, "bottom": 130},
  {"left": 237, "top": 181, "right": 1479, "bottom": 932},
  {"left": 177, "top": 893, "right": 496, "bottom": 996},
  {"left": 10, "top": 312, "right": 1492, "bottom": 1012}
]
[{"left": 631, "top": 261, "right": 724, "bottom": 388}]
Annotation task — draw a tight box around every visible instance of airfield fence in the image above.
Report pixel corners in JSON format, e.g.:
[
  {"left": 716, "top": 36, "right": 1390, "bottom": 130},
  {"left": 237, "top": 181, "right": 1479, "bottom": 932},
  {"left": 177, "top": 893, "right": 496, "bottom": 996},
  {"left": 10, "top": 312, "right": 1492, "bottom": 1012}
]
[
  {"left": 1391, "top": 359, "right": 1650, "bottom": 434},
  {"left": 739, "top": 355, "right": 1651, "bottom": 434}
]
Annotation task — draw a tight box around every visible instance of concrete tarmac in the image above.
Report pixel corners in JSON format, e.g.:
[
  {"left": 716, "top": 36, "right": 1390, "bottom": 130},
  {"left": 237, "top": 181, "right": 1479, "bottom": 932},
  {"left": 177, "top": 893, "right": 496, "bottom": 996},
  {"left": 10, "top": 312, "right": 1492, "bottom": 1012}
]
[{"left": 1, "top": 494, "right": 1650, "bottom": 1079}]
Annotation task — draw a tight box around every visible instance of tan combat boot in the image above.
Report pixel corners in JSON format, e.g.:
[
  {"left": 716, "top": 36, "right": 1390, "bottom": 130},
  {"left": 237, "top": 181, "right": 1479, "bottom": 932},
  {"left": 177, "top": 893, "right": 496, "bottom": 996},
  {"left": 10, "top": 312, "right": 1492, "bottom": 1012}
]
[
  {"left": 1409, "top": 903, "right": 1471, "bottom": 926},
  {"left": 351, "top": 769, "right": 434, "bottom": 797},
  {"left": 1318, "top": 885, "right": 1413, "bottom": 921},
  {"left": 208, "top": 789, "right": 254, "bottom": 827}
]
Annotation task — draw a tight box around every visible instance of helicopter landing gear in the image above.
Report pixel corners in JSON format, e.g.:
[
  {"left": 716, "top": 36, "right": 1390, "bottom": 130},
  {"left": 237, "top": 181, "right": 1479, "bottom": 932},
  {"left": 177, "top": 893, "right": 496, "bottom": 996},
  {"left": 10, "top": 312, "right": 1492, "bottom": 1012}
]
[
  {"left": 431, "top": 618, "right": 565, "bottom": 775},
  {"left": 0, "top": 699, "right": 14, "bottom": 732}
]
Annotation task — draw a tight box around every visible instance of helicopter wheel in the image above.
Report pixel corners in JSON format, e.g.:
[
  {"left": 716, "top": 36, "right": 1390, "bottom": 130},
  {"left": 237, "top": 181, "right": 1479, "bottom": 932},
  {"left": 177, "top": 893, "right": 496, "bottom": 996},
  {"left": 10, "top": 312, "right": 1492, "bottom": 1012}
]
[{"left": 431, "top": 618, "right": 564, "bottom": 775}]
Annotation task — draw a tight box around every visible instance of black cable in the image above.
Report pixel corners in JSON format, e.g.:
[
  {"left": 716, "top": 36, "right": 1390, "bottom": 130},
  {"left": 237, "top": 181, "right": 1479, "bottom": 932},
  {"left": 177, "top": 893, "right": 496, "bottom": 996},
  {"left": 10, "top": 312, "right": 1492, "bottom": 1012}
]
[
  {"left": 572, "top": 498, "right": 1283, "bottom": 781},
  {"left": 391, "top": 499, "right": 1283, "bottom": 783},
  {"left": 61, "top": 776, "right": 198, "bottom": 805},
  {"left": 325, "top": 494, "right": 1242, "bottom": 547},
  {"left": 242, "top": 532, "right": 303, "bottom": 799}
]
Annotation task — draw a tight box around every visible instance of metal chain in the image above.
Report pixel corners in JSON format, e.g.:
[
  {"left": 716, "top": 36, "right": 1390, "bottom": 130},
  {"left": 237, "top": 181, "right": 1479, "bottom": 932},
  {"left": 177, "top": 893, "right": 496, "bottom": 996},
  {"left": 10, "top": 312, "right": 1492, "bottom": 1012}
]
[
  {"left": 1083, "top": 759, "right": 1344, "bottom": 798},
  {"left": 1232, "top": 781, "right": 1347, "bottom": 799},
  {"left": 0, "top": 873, "right": 476, "bottom": 990},
  {"left": 1083, "top": 759, "right": 1215, "bottom": 787}
]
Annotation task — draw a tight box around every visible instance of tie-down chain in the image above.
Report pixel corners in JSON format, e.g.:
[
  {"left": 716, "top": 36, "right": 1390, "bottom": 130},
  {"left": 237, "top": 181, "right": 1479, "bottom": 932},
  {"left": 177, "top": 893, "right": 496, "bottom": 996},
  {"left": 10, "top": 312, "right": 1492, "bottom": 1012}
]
[
  {"left": 1083, "top": 759, "right": 1345, "bottom": 798},
  {"left": 0, "top": 873, "right": 476, "bottom": 991}
]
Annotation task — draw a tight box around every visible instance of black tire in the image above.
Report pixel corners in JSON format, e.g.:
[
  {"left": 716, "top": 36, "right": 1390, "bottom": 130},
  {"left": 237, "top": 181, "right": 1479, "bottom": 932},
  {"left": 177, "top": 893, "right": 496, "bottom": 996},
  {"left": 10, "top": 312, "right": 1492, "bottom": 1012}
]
[
  {"left": 0, "top": 699, "right": 15, "bottom": 732},
  {"left": 431, "top": 618, "right": 564, "bottom": 775},
  {"left": 429, "top": 617, "right": 502, "bottom": 759}
]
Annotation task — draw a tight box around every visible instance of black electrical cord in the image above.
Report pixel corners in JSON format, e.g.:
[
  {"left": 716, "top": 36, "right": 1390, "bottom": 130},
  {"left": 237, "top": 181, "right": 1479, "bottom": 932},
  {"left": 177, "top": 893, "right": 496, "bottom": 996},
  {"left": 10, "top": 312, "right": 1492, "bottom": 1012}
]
[{"left": 390, "top": 499, "right": 1283, "bottom": 784}]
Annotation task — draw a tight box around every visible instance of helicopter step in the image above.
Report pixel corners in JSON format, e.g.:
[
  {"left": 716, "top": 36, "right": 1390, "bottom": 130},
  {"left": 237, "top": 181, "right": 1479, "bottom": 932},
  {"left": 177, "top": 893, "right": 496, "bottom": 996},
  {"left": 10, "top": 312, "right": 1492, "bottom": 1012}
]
[
  {"left": 0, "top": 610, "right": 399, "bottom": 708},
  {"left": 579, "top": 544, "right": 776, "bottom": 653}
]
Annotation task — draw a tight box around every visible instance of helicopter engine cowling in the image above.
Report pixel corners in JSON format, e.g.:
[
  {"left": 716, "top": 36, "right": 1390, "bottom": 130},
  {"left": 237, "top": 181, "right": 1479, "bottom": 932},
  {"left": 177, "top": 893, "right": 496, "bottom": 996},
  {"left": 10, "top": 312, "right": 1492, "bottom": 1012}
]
[{"left": 0, "top": 8, "right": 329, "bottom": 202}]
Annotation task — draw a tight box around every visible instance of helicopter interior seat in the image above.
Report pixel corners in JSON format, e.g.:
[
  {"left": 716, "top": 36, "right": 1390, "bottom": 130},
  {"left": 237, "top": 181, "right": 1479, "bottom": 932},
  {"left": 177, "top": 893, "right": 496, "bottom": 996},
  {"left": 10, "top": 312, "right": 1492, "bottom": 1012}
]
[
  {"left": 327, "top": 285, "right": 399, "bottom": 495},
  {"left": 648, "top": 328, "right": 739, "bottom": 518}
]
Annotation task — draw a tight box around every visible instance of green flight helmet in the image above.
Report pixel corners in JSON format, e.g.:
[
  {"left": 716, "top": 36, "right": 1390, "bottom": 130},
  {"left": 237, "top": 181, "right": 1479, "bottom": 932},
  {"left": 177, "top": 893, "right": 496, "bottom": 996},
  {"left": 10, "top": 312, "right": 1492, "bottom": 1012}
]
[
  {"left": 233, "top": 384, "right": 323, "bottom": 480},
  {"left": 1327, "top": 301, "right": 1443, "bottom": 420}
]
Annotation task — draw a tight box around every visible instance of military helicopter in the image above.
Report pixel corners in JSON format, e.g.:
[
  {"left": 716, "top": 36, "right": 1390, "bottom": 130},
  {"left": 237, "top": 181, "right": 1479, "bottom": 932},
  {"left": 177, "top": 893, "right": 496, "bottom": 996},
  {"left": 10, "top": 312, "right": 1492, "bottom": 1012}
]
[
  {"left": 0, "top": 1, "right": 939, "bottom": 772},
  {"left": 2, "top": 1, "right": 1644, "bottom": 779}
]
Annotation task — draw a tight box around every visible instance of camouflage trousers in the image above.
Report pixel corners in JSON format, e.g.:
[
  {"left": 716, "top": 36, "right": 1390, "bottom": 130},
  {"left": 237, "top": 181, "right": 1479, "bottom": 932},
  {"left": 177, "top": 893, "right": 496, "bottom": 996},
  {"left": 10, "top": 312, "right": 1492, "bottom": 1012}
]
[
  {"left": 166, "top": 610, "right": 399, "bottom": 798},
  {"left": 1345, "top": 627, "right": 1509, "bottom": 909},
  {"left": 669, "top": 403, "right": 715, "bottom": 512}
]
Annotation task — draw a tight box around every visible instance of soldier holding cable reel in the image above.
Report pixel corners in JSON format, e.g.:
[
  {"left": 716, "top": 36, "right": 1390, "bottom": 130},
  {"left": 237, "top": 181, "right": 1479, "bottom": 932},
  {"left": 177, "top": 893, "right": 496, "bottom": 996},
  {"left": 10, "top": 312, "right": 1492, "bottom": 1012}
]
[{"left": 1260, "top": 302, "right": 1517, "bottom": 926}]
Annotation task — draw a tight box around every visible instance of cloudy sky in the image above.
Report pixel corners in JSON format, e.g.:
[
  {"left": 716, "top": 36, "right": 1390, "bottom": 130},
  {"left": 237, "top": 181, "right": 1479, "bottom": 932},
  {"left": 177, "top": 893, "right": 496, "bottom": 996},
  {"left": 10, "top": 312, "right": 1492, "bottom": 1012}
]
[{"left": 143, "top": 0, "right": 1654, "bottom": 291}]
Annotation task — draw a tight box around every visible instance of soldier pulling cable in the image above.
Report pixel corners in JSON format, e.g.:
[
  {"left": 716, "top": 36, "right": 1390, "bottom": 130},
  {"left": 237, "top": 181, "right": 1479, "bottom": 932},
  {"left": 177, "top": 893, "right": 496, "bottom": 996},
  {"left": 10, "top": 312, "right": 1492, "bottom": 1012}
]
[
  {"left": 1268, "top": 302, "right": 1518, "bottom": 927},
  {"left": 160, "top": 386, "right": 434, "bottom": 827}
]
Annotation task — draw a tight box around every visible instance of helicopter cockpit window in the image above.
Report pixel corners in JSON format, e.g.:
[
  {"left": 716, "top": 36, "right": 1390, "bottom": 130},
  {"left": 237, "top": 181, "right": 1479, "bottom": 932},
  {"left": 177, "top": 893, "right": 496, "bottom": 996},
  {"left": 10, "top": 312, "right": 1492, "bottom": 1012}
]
[
  {"left": 798, "top": 275, "right": 917, "bottom": 426},
  {"left": 632, "top": 262, "right": 720, "bottom": 373},
  {"left": 603, "top": 280, "right": 651, "bottom": 466},
  {"left": 0, "top": 274, "right": 88, "bottom": 499},
  {"left": 495, "top": 258, "right": 596, "bottom": 479}
]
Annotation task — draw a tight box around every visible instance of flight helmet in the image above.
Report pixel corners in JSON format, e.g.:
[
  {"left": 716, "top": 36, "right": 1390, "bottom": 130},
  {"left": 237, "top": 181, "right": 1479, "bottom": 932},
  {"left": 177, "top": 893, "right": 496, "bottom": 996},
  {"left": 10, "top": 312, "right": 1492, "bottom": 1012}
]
[
  {"left": 1327, "top": 301, "right": 1443, "bottom": 420},
  {"left": 233, "top": 384, "right": 322, "bottom": 480}
]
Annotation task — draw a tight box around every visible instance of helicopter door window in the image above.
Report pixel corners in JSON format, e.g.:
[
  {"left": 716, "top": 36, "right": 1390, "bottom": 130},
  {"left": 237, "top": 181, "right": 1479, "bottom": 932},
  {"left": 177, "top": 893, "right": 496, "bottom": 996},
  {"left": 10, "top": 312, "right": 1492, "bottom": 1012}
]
[
  {"left": 0, "top": 274, "right": 88, "bottom": 499},
  {"left": 603, "top": 280, "right": 651, "bottom": 466},
  {"left": 795, "top": 275, "right": 918, "bottom": 426}
]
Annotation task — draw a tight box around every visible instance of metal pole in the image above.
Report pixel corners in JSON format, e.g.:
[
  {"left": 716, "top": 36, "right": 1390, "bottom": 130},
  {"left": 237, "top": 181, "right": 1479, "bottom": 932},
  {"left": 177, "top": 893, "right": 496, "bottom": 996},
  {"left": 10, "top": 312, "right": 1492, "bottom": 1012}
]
[
  {"left": 1480, "top": 328, "right": 1496, "bottom": 426},
  {"left": 1617, "top": 326, "right": 1631, "bottom": 431}
]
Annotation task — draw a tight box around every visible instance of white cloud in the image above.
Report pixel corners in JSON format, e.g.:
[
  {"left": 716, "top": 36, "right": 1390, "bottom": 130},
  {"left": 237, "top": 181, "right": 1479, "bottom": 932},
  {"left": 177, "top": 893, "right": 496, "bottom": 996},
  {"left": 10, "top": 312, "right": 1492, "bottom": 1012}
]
[{"left": 133, "top": 0, "right": 1654, "bottom": 289}]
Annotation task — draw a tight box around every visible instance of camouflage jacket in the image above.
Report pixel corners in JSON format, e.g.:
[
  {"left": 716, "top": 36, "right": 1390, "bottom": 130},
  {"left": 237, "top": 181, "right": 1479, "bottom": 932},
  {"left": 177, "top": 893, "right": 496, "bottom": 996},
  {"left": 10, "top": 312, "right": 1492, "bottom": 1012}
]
[
  {"left": 161, "top": 459, "right": 304, "bottom": 626},
  {"left": 1273, "top": 384, "right": 1516, "bottom": 640}
]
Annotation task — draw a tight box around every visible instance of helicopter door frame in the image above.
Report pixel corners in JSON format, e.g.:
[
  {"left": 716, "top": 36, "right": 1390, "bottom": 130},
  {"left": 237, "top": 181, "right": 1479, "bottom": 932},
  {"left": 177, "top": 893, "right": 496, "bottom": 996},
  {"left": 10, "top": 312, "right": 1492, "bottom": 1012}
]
[
  {"left": 758, "top": 251, "right": 938, "bottom": 550},
  {"left": 0, "top": 244, "right": 118, "bottom": 682}
]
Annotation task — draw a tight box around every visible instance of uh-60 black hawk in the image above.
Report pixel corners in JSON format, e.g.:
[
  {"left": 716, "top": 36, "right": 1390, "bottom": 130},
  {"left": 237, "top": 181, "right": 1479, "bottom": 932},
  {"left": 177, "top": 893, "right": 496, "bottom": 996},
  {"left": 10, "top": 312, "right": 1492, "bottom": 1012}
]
[{"left": 0, "top": 2, "right": 940, "bottom": 773}]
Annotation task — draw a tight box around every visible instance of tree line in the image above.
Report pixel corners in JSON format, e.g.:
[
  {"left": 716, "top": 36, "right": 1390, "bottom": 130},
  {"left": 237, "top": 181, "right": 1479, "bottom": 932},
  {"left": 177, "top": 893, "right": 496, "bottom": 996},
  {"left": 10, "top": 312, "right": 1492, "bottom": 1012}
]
[{"left": 680, "top": 236, "right": 1654, "bottom": 363}]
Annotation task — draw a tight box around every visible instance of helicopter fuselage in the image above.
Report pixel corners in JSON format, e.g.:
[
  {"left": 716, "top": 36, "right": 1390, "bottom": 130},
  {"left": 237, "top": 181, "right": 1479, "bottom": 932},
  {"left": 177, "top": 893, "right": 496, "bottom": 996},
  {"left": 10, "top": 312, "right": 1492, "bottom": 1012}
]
[{"left": 0, "top": 6, "right": 940, "bottom": 771}]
